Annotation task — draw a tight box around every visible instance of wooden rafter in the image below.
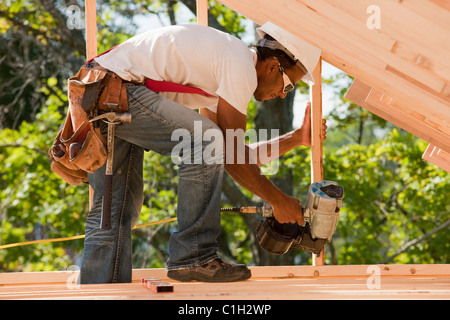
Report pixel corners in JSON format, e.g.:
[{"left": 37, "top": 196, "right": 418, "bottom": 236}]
[
  {"left": 310, "top": 59, "right": 325, "bottom": 266},
  {"left": 196, "top": 0, "right": 209, "bottom": 26},
  {"left": 85, "top": 0, "right": 97, "bottom": 208},
  {"left": 84, "top": 0, "right": 97, "bottom": 61},
  {"left": 310, "top": 59, "right": 324, "bottom": 184},
  {"left": 215, "top": 0, "right": 450, "bottom": 156},
  {"left": 345, "top": 79, "right": 450, "bottom": 173},
  {"left": 422, "top": 144, "right": 450, "bottom": 173}
]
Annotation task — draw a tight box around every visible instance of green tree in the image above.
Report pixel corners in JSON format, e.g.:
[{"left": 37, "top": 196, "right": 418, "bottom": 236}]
[{"left": 0, "top": 85, "right": 88, "bottom": 271}]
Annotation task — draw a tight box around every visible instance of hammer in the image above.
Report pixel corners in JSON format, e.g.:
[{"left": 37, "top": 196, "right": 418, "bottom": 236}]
[{"left": 90, "top": 112, "right": 132, "bottom": 229}]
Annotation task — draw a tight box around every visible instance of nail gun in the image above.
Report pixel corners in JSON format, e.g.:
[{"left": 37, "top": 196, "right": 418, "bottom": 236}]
[{"left": 221, "top": 180, "right": 344, "bottom": 256}]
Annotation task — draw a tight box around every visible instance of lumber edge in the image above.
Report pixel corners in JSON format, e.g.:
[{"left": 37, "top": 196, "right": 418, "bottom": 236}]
[{"left": 1, "top": 264, "right": 448, "bottom": 285}]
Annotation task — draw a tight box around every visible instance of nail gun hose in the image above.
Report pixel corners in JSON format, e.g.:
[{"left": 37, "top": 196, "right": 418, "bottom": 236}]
[
  {"left": 220, "top": 207, "right": 242, "bottom": 213},
  {"left": 221, "top": 207, "right": 262, "bottom": 214}
]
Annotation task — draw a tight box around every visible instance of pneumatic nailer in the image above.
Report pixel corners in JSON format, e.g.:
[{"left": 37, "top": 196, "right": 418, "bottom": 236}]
[{"left": 221, "top": 180, "right": 344, "bottom": 256}]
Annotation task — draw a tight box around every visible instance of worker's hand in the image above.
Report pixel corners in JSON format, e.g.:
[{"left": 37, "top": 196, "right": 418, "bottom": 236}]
[
  {"left": 295, "top": 102, "right": 327, "bottom": 147},
  {"left": 272, "top": 194, "right": 304, "bottom": 225}
]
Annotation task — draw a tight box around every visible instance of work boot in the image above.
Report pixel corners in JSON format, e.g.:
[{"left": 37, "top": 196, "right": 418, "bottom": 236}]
[{"left": 167, "top": 258, "right": 252, "bottom": 282}]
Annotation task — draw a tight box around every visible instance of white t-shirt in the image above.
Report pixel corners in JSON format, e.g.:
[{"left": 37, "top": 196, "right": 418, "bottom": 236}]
[{"left": 95, "top": 24, "right": 258, "bottom": 115}]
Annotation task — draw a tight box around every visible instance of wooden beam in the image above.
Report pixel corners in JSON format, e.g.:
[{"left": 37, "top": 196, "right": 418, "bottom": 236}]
[
  {"left": 309, "top": 58, "right": 325, "bottom": 266},
  {"left": 85, "top": 0, "right": 97, "bottom": 208},
  {"left": 422, "top": 144, "right": 450, "bottom": 173},
  {"left": 345, "top": 79, "right": 450, "bottom": 154},
  {"left": 196, "top": 0, "right": 208, "bottom": 26},
  {"left": 429, "top": 0, "right": 450, "bottom": 11},
  {"left": 85, "top": 0, "right": 97, "bottom": 60},
  {"left": 330, "top": 0, "right": 450, "bottom": 70},
  {"left": 310, "top": 59, "right": 323, "bottom": 183},
  {"left": 248, "top": 264, "right": 450, "bottom": 278},
  {"left": 1, "top": 265, "right": 449, "bottom": 285},
  {"left": 1, "top": 265, "right": 449, "bottom": 300}
]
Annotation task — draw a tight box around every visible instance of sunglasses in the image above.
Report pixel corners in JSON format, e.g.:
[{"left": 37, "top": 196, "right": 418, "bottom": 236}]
[{"left": 278, "top": 64, "right": 295, "bottom": 93}]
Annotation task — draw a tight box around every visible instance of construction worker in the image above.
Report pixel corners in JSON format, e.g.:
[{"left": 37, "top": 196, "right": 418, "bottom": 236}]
[{"left": 79, "top": 21, "right": 326, "bottom": 283}]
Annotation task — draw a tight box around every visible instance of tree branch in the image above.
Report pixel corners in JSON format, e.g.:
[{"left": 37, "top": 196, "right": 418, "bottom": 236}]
[{"left": 381, "top": 216, "right": 450, "bottom": 263}]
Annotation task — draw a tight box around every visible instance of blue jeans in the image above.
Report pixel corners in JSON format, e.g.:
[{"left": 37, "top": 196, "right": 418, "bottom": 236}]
[{"left": 79, "top": 85, "right": 224, "bottom": 284}]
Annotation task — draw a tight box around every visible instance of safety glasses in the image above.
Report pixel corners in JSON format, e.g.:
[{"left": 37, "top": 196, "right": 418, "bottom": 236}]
[{"left": 278, "top": 64, "right": 294, "bottom": 93}]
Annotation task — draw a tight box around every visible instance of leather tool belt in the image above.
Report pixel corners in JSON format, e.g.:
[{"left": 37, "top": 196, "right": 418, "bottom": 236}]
[
  {"left": 48, "top": 63, "right": 131, "bottom": 185},
  {"left": 49, "top": 51, "right": 212, "bottom": 186}
]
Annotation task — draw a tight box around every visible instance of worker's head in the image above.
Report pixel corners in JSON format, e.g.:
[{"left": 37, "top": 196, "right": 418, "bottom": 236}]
[
  {"left": 253, "top": 22, "right": 321, "bottom": 101},
  {"left": 253, "top": 35, "right": 305, "bottom": 101}
]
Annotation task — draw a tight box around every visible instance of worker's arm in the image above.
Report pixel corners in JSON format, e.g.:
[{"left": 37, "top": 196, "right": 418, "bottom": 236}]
[
  {"left": 202, "top": 98, "right": 304, "bottom": 225},
  {"left": 202, "top": 102, "right": 326, "bottom": 167},
  {"left": 247, "top": 102, "right": 327, "bottom": 166}
]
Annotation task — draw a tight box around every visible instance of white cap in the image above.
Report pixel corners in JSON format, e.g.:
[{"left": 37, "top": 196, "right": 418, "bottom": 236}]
[{"left": 256, "top": 21, "right": 321, "bottom": 85}]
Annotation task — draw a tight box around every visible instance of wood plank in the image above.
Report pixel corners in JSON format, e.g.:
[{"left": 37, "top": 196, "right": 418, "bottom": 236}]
[
  {"left": 319, "top": 0, "right": 450, "bottom": 90},
  {"left": 402, "top": 0, "right": 450, "bottom": 34},
  {"left": 310, "top": 59, "right": 323, "bottom": 184},
  {"left": 196, "top": 0, "right": 208, "bottom": 26},
  {"left": 301, "top": 0, "right": 450, "bottom": 85},
  {"left": 442, "top": 83, "right": 450, "bottom": 100},
  {"left": 331, "top": 0, "right": 450, "bottom": 68},
  {"left": 300, "top": 0, "right": 449, "bottom": 98},
  {"left": 249, "top": 264, "right": 450, "bottom": 278},
  {"left": 84, "top": 0, "right": 97, "bottom": 60},
  {"left": 388, "top": 40, "right": 450, "bottom": 83},
  {"left": 367, "top": 89, "right": 450, "bottom": 143},
  {"left": 85, "top": 0, "right": 97, "bottom": 209},
  {"left": 345, "top": 79, "right": 450, "bottom": 153},
  {"left": 429, "top": 0, "right": 450, "bottom": 11},
  {"left": 309, "top": 59, "right": 325, "bottom": 266},
  {"left": 0, "top": 268, "right": 168, "bottom": 285},
  {"left": 422, "top": 144, "right": 450, "bottom": 173},
  {"left": 3, "top": 278, "right": 450, "bottom": 300},
  {"left": 2, "top": 264, "right": 447, "bottom": 286},
  {"left": 1, "top": 265, "right": 449, "bottom": 300},
  {"left": 301, "top": 0, "right": 396, "bottom": 53},
  {"left": 385, "top": 64, "right": 448, "bottom": 103}
]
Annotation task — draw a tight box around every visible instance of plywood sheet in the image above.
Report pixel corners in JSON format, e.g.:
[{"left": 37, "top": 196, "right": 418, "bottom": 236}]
[
  {"left": 1, "top": 265, "right": 449, "bottom": 300},
  {"left": 422, "top": 144, "right": 450, "bottom": 172}
]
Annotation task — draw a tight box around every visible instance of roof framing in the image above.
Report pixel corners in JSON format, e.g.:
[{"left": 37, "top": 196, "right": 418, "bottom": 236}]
[{"left": 216, "top": 0, "right": 450, "bottom": 172}]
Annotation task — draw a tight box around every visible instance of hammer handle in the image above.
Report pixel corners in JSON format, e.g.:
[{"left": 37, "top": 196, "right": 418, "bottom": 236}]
[{"left": 101, "top": 174, "right": 113, "bottom": 230}]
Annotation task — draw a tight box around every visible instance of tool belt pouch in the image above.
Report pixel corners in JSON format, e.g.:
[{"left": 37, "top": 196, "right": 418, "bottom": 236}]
[
  {"left": 49, "top": 66, "right": 115, "bottom": 185},
  {"left": 97, "top": 73, "right": 129, "bottom": 113}
]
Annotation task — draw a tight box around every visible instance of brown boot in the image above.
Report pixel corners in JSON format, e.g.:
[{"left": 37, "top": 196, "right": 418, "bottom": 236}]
[{"left": 167, "top": 258, "right": 251, "bottom": 282}]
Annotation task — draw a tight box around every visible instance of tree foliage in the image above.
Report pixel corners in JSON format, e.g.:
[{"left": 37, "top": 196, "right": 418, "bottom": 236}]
[{"left": 0, "top": 0, "right": 448, "bottom": 272}]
